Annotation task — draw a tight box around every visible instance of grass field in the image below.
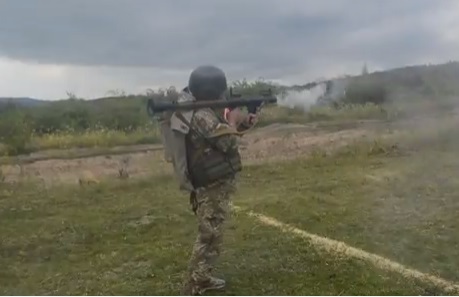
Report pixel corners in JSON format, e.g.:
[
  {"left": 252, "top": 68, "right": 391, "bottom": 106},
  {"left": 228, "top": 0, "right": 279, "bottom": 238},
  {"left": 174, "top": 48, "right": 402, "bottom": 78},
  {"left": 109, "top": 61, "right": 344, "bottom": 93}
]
[
  {"left": 30, "top": 127, "right": 160, "bottom": 151},
  {"left": 1, "top": 124, "right": 459, "bottom": 295}
]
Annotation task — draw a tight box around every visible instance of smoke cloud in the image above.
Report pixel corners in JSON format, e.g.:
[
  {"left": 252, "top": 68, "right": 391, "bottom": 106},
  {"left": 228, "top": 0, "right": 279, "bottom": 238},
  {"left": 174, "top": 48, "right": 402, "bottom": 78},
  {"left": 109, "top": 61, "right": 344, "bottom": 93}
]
[
  {"left": 278, "top": 84, "right": 327, "bottom": 111},
  {"left": 277, "top": 79, "right": 350, "bottom": 111}
]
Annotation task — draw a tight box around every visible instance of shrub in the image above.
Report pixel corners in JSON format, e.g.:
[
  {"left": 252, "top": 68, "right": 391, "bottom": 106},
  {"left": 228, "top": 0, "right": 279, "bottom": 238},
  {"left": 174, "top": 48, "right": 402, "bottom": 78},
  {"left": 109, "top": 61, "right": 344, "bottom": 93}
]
[{"left": 0, "top": 110, "right": 33, "bottom": 155}]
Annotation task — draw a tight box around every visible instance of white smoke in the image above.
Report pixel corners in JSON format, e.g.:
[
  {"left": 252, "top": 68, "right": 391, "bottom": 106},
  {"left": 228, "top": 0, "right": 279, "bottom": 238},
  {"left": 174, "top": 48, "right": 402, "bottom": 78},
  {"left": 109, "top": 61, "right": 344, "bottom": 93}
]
[
  {"left": 278, "top": 84, "right": 327, "bottom": 111},
  {"left": 277, "top": 78, "right": 350, "bottom": 111},
  {"left": 326, "top": 79, "right": 349, "bottom": 102}
]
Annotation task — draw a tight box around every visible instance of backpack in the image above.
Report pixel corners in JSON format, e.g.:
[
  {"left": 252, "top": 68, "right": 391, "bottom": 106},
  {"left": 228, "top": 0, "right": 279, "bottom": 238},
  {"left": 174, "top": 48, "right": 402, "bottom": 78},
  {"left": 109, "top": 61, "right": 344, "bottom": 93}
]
[{"left": 156, "top": 88, "right": 195, "bottom": 192}]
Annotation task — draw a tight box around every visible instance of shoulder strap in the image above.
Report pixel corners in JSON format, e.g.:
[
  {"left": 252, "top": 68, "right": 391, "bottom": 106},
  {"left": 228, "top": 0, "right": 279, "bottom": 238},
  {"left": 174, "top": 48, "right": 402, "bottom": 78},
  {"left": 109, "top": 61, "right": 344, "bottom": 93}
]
[
  {"left": 170, "top": 110, "right": 193, "bottom": 134},
  {"left": 174, "top": 109, "right": 241, "bottom": 181}
]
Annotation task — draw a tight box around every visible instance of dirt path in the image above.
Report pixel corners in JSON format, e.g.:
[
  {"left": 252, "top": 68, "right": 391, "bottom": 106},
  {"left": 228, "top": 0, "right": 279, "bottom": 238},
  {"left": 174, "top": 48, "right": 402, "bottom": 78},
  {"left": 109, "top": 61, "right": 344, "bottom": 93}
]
[{"left": 0, "top": 122, "right": 381, "bottom": 186}]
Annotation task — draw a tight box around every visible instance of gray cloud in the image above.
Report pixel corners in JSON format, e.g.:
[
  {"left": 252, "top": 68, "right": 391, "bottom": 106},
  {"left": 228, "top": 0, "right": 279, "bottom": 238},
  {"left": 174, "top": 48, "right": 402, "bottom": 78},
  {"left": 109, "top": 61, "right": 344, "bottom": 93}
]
[{"left": 0, "top": 0, "right": 458, "bottom": 83}]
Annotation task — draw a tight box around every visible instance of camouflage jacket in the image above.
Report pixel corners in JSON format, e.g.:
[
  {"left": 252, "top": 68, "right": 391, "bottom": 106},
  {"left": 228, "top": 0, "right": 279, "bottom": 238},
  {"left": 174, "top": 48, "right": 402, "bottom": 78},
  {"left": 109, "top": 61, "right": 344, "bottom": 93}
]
[{"left": 159, "top": 89, "right": 249, "bottom": 192}]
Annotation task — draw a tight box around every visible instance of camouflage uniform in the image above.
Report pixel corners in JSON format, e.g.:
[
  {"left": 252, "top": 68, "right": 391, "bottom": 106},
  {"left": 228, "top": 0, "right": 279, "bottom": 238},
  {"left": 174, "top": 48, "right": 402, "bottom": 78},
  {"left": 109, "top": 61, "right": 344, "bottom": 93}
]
[
  {"left": 157, "top": 65, "right": 250, "bottom": 295},
  {"left": 181, "top": 108, "right": 241, "bottom": 295}
]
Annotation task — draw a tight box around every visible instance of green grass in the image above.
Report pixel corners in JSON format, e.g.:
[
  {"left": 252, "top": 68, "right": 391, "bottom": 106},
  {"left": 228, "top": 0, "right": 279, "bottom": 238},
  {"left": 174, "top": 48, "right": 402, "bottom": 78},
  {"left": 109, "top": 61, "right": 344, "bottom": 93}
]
[
  {"left": 0, "top": 178, "right": 429, "bottom": 295},
  {"left": 236, "top": 144, "right": 459, "bottom": 284},
  {"left": 1, "top": 134, "right": 459, "bottom": 295}
]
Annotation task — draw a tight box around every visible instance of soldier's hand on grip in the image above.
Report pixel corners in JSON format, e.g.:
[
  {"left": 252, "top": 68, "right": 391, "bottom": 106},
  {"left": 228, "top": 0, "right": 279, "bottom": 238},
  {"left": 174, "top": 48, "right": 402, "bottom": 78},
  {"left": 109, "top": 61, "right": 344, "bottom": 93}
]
[{"left": 226, "top": 108, "right": 256, "bottom": 127}]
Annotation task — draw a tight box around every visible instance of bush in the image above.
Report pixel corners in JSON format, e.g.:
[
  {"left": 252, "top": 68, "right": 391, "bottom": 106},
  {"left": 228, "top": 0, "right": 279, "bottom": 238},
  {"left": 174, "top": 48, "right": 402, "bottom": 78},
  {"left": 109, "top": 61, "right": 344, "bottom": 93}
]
[{"left": 0, "top": 110, "right": 33, "bottom": 155}]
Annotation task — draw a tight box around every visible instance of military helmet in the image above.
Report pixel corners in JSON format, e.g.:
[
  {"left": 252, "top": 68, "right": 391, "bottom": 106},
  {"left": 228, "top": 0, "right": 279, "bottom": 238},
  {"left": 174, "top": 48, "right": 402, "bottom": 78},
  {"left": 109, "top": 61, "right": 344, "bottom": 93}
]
[{"left": 188, "top": 65, "right": 227, "bottom": 101}]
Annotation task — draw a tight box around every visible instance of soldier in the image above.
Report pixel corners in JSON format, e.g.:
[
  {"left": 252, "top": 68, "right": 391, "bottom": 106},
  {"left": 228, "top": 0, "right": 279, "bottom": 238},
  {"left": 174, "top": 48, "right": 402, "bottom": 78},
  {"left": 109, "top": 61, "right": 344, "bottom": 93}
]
[{"left": 157, "top": 65, "right": 257, "bottom": 295}]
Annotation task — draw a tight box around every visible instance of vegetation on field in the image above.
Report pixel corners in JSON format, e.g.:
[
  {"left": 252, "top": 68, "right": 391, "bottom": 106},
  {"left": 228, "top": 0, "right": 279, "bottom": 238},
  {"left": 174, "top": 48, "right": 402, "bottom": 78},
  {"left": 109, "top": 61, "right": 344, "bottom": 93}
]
[
  {"left": 1, "top": 61, "right": 459, "bottom": 295},
  {"left": 30, "top": 124, "right": 159, "bottom": 151},
  {"left": 1, "top": 126, "right": 459, "bottom": 294},
  {"left": 2, "top": 61, "right": 459, "bottom": 155},
  {"left": 257, "top": 102, "right": 389, "bottom": 127}
]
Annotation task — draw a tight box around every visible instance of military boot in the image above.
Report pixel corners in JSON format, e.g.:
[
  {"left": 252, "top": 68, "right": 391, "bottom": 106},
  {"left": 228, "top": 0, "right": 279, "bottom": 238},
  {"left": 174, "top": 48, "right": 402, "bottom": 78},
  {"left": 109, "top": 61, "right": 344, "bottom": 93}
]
[{"left": 180, "top": 277, "right": 226, "bottom": 295}]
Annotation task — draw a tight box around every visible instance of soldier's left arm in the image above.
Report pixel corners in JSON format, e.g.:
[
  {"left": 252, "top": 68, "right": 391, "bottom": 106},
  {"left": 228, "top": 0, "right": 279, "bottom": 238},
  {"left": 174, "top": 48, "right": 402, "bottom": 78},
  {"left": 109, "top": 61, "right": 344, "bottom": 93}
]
[
  {"left": 193, "top": 109, "right": 242, "bottom": 154},
  {"left": 235, "top": 115, "right": 257, "bottom": 133},
  {"left": 223, "top": 108, "right": 258, "bottom": 133},
  {"left": 209, "top": 122, "right": 241, "bottom": 153}
]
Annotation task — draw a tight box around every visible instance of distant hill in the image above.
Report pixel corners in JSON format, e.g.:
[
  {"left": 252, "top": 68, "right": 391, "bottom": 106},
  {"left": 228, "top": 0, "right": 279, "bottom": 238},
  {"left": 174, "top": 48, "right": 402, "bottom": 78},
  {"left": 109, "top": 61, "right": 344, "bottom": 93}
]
[
  {"left": 1, "top": 60, "right": 458, "bottom": 111},
  {"left": 0, "top": 97, "right": 48, "bottom": 108}
]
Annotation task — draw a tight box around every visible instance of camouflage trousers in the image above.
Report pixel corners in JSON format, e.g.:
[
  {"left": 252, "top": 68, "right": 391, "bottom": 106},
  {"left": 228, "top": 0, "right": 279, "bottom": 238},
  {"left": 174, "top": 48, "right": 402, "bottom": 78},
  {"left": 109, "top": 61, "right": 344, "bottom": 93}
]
[{"left": 183, "top": 179, "right": 235, "bottom": 289}]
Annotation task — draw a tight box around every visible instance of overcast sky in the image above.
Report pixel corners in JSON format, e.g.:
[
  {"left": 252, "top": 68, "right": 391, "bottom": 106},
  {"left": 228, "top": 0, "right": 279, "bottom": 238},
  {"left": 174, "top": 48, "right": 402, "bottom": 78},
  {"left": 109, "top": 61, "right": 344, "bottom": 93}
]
[{"left": 1, "top": 0, "right": 458, "bottom": 100}]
